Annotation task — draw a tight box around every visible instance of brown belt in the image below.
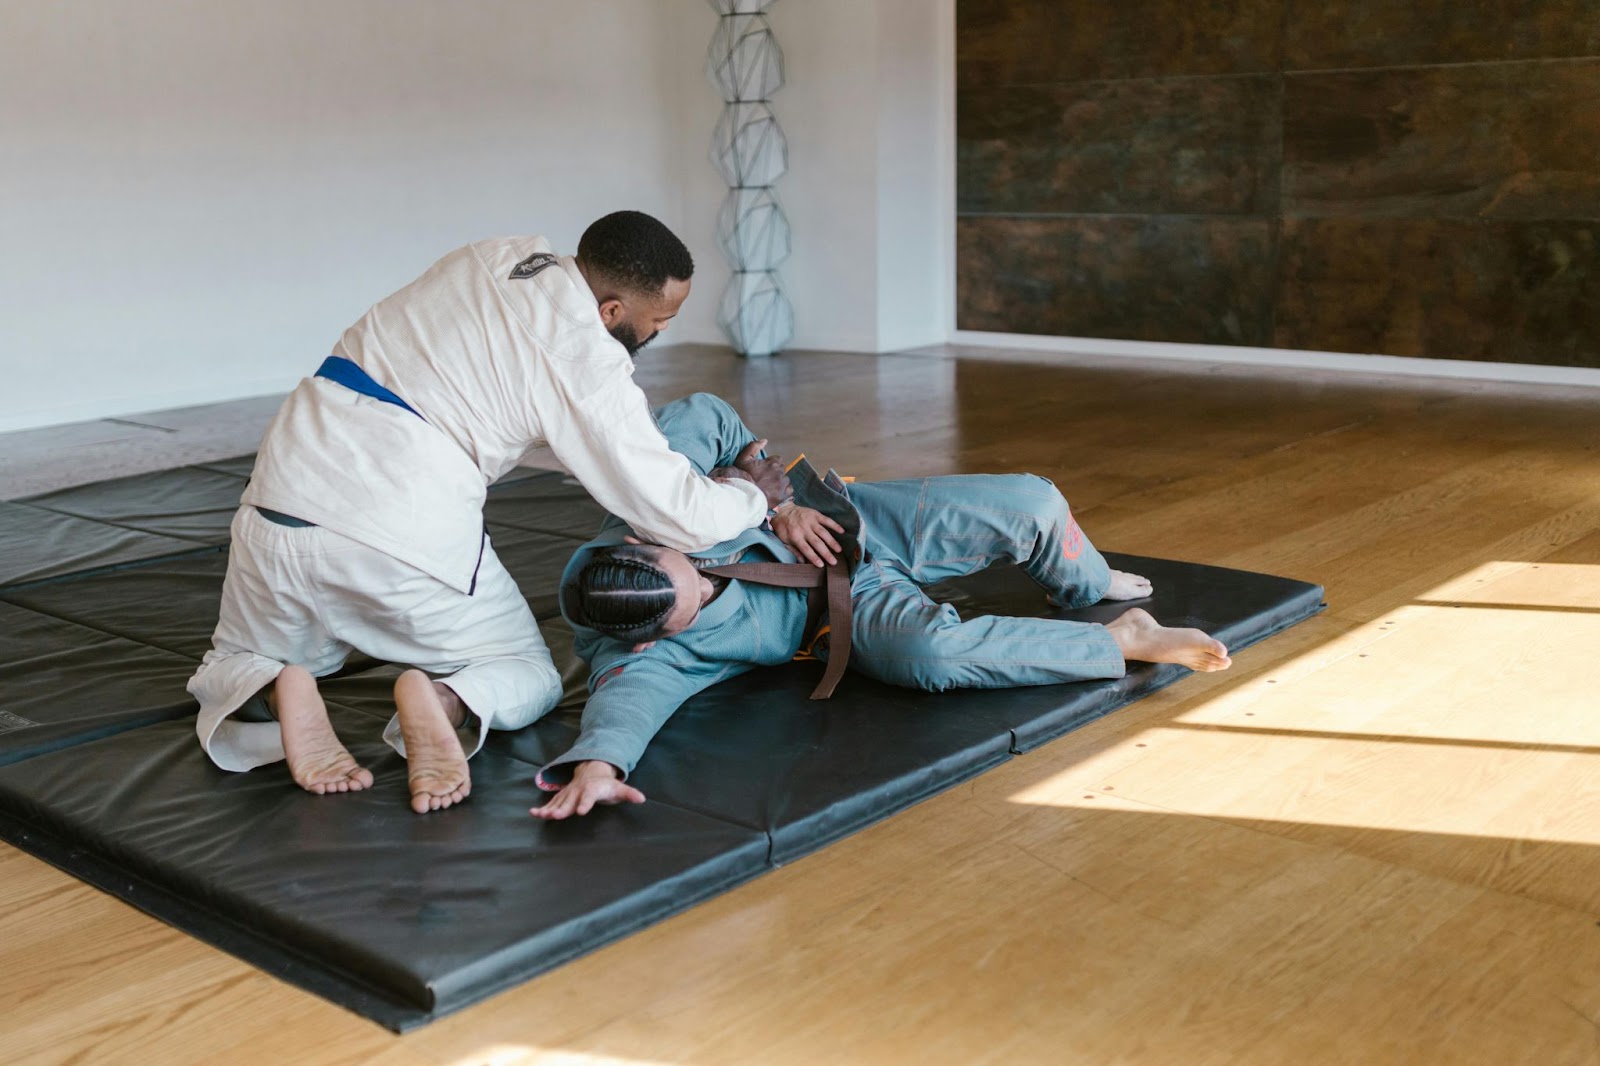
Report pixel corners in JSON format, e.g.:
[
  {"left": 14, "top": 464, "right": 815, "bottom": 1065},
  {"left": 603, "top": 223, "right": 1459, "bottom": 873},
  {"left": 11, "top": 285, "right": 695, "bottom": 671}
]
[{"left": 700, "top": 559, "right": 852, "bottom": 700}]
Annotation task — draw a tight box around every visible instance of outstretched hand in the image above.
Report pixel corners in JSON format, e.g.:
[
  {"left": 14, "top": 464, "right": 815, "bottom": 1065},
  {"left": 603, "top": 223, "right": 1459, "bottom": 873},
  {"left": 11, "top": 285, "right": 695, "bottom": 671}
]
[
  {"left": 771, "top": 505, "right": 845, "bottom": 567},
  {"left": 530, "top": 761, "right": 645, "bottom": 820}
]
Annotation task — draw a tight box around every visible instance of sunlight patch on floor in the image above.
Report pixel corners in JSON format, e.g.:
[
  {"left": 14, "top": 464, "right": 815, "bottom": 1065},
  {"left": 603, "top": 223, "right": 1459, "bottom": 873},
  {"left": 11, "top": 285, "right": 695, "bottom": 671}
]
[{"left": 1006, "top": 560, "right": 1600, "bottom": 847}]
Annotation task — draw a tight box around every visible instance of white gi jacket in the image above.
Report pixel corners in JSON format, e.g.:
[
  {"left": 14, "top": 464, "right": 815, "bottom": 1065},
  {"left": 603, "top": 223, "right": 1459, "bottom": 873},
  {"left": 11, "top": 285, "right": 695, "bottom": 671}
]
[{"left": 241, "top": 236, "right": 766, "bottom": 593}]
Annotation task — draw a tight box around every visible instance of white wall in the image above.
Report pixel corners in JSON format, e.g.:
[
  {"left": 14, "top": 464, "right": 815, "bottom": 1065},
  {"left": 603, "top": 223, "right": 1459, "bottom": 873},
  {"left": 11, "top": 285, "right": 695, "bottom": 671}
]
[
  {"left": 0, "top": 1, "right": 693, "bottom": 432},
  {"left": 1, "top": 0, "right": 956, "bottom": 431},
  {"left": 874, "top": 0, "right": 954, "bottom": 353}
]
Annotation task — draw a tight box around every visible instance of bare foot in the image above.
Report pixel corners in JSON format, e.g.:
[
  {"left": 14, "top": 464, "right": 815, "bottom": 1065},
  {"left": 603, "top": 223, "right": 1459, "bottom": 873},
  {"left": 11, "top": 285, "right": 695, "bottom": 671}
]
[
  {"left": 394, "top": 669, "right": 472, "bottom": 814},
  {"left": 1104, "top": 570, "right": 1153, "bottom": 601},
  {"left": 1105, "top": 607, "right": 1231, "bottom": 672},
  {"left": 273, "top": 665, "right": 373, "bottom": 794}
]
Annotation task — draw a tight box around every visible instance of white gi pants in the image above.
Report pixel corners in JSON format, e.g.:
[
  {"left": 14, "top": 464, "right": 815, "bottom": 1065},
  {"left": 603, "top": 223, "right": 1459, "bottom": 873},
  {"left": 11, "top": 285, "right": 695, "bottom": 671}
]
[{"left": 189, "top": 506, "right": 561, "bottom": 772}]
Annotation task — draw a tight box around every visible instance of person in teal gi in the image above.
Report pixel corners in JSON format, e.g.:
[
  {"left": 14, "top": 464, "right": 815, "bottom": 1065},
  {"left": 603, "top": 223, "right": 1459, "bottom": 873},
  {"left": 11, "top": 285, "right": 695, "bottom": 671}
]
[{"left": 531, "top": 393, "right": 1231, "bottom": 820}]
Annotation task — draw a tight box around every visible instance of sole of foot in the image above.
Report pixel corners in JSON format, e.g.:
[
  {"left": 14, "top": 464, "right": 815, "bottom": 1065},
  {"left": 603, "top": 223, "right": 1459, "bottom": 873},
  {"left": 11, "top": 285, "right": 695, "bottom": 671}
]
[
  {"left": 1106, "top": 607, "right": 1232, "bottom": 672},
  {"left": 394, "top": 668, "right": 472, "bottom": 814},
  {"left": 275, "top": 665, "right": 373, "bottom": 794}
]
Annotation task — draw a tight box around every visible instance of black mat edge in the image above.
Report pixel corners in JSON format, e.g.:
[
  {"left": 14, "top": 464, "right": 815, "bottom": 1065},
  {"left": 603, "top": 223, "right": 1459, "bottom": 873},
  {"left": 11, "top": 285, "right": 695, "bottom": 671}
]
[
  {"left": 0, "top": 807, "right": 427, "bottom": 1032},
  {"left": 0, "top": 706, "right": 200, "bottom": 770},
  {"left": 423, "top": 837, "right": 772, "bottom": 1025},
  {"left": 0, "top": 544, "right": 227, "bottom": 596},
  {"left": 0, "top": 785, "right": 776, "bottom": 1032},
  {"left": 186, "top": 459, "right": 255, "bottom": 479},
  {"left": 14, "top": 496, "right": 231, "bottom": 548},
  {"left": 770, "top": 742, "right": 1015, "bottom": 866}
]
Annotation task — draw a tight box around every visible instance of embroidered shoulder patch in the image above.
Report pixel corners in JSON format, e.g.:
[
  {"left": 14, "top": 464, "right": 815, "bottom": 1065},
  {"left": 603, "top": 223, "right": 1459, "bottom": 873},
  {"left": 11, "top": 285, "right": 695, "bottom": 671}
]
[{"left": 508, "top": 251, "right": 558, "bottom": 280}]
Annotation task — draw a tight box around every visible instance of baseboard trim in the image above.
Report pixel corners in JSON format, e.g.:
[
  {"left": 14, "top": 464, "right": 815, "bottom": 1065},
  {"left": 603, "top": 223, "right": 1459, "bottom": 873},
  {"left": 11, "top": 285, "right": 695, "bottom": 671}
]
[{"left": 942, "top": 331, "right": 1600, "bottom": 390}]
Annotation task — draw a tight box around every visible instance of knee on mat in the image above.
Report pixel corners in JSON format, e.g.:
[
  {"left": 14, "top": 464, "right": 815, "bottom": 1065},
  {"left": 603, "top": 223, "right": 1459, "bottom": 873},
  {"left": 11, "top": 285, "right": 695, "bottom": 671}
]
[{"left": 493, "top": 674, "right": 564, "bottom": 731}]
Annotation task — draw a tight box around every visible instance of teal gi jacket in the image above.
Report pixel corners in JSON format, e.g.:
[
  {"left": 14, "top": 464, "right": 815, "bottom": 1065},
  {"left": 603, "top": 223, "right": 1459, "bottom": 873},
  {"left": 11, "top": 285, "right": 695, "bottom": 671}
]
[{"left": 539, "top": 450, "right": 863, "bottom": 788}]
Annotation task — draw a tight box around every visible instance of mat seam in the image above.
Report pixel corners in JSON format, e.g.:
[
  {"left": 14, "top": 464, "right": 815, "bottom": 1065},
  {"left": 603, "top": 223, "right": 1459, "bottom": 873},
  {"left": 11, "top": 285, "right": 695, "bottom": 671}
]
[
  {"left": 21, "top": 506, "right": 230, "bottom": 546},
  {"left": 0, "top": 543, "right": 227, "bottom": 596},
  {"left": 0, "top": 596, "right": 209, "bottom": 664}
]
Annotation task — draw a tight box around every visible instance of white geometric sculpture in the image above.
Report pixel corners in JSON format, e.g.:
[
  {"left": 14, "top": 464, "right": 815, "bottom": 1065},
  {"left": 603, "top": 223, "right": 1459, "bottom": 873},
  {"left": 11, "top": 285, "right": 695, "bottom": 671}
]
[
  {"left": 707, "top": 13, "right": 785, "bottom": 101},
  {"left": 717, "top": 271, "right": 795, "bottom": 359},
  {"left": 716, "top": 187, "right": 791, "bottom": 271},
  {"left": 706, "top": 0, "right": 793, "bottom": 358},
  {"left": 710, "top": 103, "right": 788, "bottom": 188}
]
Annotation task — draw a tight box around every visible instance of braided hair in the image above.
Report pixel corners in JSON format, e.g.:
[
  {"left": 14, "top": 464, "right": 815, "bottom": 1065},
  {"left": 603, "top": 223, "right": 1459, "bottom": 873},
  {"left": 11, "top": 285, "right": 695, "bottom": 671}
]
[{"left": 570, "top": 545, "right": 678, "bottom": 642}]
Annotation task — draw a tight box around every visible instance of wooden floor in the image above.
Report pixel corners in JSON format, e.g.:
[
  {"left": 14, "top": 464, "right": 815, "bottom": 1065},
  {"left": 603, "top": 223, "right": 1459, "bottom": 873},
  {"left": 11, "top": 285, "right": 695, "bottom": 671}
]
[{"left": 5, "top": 344, "right": 1600, "bottom": 1065}]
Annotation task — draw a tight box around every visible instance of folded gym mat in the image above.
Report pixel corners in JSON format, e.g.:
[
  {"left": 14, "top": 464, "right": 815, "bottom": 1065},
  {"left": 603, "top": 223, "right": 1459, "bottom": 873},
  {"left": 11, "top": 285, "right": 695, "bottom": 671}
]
[
  {"left": 0, "top": 458, "right": 1325, "bottom": 1030},
  {"left": 0, "top": 499, "right": 205, "bottom": 590},
  {"left": 21, "top": 466, "right": 250, "bottom": 545},
  {"left": 2, "top": 552, "right": 230, "bottom": 660},
  {"left": 0, "top": 712, "right": 770, "bottom": 1031},
  {"left": 0, "top": 602, "right": 202, "bottom": 767}
]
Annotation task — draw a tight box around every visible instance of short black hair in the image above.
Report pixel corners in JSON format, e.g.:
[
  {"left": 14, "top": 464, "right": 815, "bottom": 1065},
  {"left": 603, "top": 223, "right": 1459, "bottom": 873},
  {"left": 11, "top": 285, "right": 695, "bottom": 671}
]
[
  {"left": 577, "top": 211, "right": 694, "bottom": 298},
  {"left": 569, "top": 545, "right": 678, "bottom": 642}
]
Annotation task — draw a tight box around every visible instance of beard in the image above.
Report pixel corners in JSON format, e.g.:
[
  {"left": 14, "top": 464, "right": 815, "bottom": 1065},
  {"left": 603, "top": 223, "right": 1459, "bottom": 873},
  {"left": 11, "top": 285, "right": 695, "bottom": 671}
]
[{"left": 608, "top": 321, "right": 658, "bottom": 358}]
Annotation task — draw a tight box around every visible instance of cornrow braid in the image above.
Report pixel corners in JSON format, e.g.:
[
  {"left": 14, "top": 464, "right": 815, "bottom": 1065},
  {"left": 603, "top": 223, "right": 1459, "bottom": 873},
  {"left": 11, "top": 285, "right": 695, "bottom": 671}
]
[{"left": 571, "top": 546, "right": 678, "bottom": 642}]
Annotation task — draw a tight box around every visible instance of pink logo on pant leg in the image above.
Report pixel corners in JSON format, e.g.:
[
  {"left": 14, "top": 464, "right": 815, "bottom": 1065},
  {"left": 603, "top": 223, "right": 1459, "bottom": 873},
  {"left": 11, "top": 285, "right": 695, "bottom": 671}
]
[{"left": 1062, "top": 513, "right": 1085, "bottom": 560}]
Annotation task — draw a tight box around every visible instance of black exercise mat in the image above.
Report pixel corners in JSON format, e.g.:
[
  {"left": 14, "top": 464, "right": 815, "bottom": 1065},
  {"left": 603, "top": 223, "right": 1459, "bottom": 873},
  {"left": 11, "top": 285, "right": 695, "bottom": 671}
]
[
  {"left": 0, "top": 456, "right": 1325, "bottom": 1030},
  {"left": 483, "top": 472, "right": 609, "bottom": 539},
  {"left": 189, "top": 455, "right": 257, "bottom": 479},
  {"left": 0, "top": 500, "right": 205, "bottom": 590},
  {"left": 485, "top": 524, "right": 589, "bottom": 621},
  {"left": 495, "top": 663, "right": 1017, "bottom": 865},
  {"left": 0, "top": 602, "right": 201, "bottom": 767},
  {"left": 21, "top": 466, "right": 248, "bottom": 545},
  {"left": 0, "top": 713, "right": 769, "bottom": 1031},
  {"left": 2, "top": 552, "right": 230, "bottom": 661}
]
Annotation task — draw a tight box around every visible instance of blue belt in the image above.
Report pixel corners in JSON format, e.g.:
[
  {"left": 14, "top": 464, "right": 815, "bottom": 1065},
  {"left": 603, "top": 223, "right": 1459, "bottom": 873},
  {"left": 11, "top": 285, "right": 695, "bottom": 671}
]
[
  {"left": 314, "top": 355, "right": 423, "bottom": 419},
  {"left": 256, "top": 357, "right": 424, "bottom": 531}
]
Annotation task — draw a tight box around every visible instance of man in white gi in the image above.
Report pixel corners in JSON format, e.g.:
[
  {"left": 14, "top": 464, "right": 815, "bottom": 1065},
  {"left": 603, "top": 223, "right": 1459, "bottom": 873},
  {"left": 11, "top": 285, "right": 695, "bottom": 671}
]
[{"left": 188, "top": 211, "right": 789, "bottom": 813}]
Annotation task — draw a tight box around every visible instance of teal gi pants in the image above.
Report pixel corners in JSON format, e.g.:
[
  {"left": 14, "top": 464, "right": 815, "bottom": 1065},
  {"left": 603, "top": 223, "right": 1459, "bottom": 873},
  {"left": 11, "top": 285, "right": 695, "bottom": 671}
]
[
  {"left": 846, "top": 474, "right": 1126, "bottom": 690},
  {"left": 653, "top": 393, "right": 1127, "bottom": 693}
]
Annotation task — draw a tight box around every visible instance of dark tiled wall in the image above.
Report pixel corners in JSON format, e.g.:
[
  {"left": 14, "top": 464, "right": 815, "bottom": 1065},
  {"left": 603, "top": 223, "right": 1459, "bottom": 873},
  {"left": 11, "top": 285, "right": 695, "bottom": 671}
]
[{"left": 956, "top": 1, "right": 1600, "bottom": 366}]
